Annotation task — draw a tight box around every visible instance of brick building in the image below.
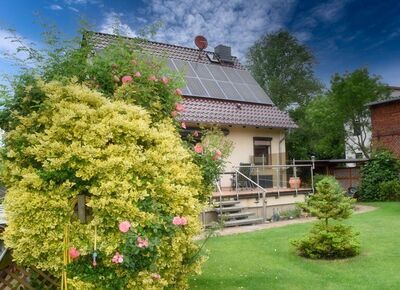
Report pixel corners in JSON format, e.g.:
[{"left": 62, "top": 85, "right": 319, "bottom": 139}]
[{"left": 368, "top": 88, "right": 400, "bottom": 157}]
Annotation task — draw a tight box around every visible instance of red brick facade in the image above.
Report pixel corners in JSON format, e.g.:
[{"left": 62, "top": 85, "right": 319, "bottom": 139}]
[{"left": 370, "top": 99, "right": 400, "bottom": 157}]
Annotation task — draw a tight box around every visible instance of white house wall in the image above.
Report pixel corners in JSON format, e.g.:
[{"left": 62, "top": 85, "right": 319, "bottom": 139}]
[{"left": 220, "top": 126, "right": 286, "bottom": 188}]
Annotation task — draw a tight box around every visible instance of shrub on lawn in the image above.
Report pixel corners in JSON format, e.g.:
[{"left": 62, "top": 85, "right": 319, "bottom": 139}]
[
  {"left": 293, "top": 223, "right": 360, "bottom": 259},
  {"left": 359, "top": 150, "right": 400, "bottom": 201},
  {"left": 293, "top": 176, "right": 360, "bottom": 259}
]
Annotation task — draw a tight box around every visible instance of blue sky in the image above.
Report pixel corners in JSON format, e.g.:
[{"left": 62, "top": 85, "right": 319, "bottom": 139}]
[{"left": 0, "top": 0, "right": 399, "bottom": 87}]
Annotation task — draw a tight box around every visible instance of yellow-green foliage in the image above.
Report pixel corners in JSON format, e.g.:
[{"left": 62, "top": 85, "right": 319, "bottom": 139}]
[{"left": 2, "top": 81, "right": 204, "bottom": 289}]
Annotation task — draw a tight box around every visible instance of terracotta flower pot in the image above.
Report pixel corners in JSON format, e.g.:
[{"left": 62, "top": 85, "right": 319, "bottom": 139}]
[{"left": 289, "top": 177, "right": 301, "bottom": 189}]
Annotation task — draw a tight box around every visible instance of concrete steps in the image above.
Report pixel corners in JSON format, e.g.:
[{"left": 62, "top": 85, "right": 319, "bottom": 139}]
[
  {"left": 214, "top": 199, "right": 263, "bottom": 227},
  {"left": 219, "top": 211, "right": 255, "bottom": 220},
  {"left": 224, "top": 217, "right": 264, "bottom": 227}
]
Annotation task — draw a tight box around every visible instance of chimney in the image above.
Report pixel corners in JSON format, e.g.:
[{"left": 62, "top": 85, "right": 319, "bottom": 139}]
[{"left": 214, "top": 44, "right": 234, "bottom": 63}]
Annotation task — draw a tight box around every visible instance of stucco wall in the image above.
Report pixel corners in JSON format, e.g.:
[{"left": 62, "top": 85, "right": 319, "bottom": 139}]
[{"left": 220, "top": 126, "right": 286, "bottom": 187}]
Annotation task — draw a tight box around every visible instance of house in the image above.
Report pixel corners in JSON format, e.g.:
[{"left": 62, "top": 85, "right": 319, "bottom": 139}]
[
  {"left": 367, "top": 87, "right": 400, "bottom": 157},
  {"left": 345, "top": 86, "right": 400, "bottom": 161},
  {"left": 85, "top": 32, "right": 312, "bottom": 225}
]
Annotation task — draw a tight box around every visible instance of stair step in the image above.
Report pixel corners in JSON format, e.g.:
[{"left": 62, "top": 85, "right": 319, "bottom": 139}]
[
  {"left": 215, "top": 206, "right": 244, "bottom": 213},
  {"left": 219, "top": 212, "right": 255, "bottom": 220},
  {"left": 214, "top": 200, "right": 240, "bottom": 207},
  {"left": 223, "top": 218, "right": 264, "bottom": 227}
]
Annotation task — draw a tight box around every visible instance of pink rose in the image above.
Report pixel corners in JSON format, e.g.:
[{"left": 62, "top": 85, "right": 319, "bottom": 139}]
[
  {"left": 148, "top": 75, "right": 157, "bottom": 81},
  {"left": 69, "top": 247, "right": 80, "bottom": 260},
  {"left": 194, "top": 143, "right": 203, "bottom": 154},
  {"left": 173, "top": 216, "right": 188, "bottom": 226},
  {"left": 175, "top": 103, "right": 184, "bottom": 112},
  {"left": 119, "top": 221, "right": 131, "bottom": 233},
  {"left": 172, "top": 216, "right": 182, "bottom": 225},
  {"left": 192, "top": 130, "right": 199, "bottom": 137},
  {"left": 112, "top": 252, "right": 124, "bottom": 264},
  {"left": 161, "top": 76, "right": 169, "bottom": 84},
  {"left": 137, "top": 236, "right": 149, "bottom": 248},
  {"left": 213, "top": 150, "right": 222, "bottom": 160},
  {"left": 121, "top": 75, "right": 133, "bottom": 84},
  {"left": 134, "top": 71, "right": 141, "bottom": 77},
  {"left": 180, "top": 217, "right": 188, "bottom": 225},
  {"left": 181, "top": 122, "right": 187, "bottom": 129},
  {"left": 171, "top": 110, "right": 178, "bottom": 117},
  {"left": 175, "top": 88, "right": 183, "bottom": 95},
  {"left": 151, "top": 273, "right": 161, "bottom": 280}
]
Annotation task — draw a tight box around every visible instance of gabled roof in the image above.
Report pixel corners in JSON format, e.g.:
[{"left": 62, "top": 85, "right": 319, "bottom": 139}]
[
  {"left": 84, "top": 31, "right": 245, "bottom": 69},
  {"left": 84, "top": 31, "right": 296, "bottom": 129},
  {"left": 181, "top": 97, "right": 297, "bottom": 128},
  {"left": 367, "top": 96, "right": 400, "bottom": 107}
]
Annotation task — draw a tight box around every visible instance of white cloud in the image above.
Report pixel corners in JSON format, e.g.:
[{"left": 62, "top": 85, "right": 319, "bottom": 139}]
[
  {"left": 100, "top": 12, "right": 137, "bottom": 37},
  {"left": 49, "top": 4, "right": 63, "bottom": 10},
  {"left": 294, "top": 0, "right": 351, "bottom": 42},
  {"left": 140, "top": 0, "right": 296, "bottom": 60},
  {"left": 0, "top": 29, "right": 31, "bottom": 60},
  {"left": 68, "top": 7, "right": 80, "bottom": 13}
]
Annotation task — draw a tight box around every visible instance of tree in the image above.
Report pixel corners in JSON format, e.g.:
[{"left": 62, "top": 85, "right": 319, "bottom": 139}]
[
  {"left": 247, "top": 30, "right": 322, "bottom": 110},
  {"left": 330, "top": 68, "right": 390, "bottom": 158},
  {"left": 359, "top": 150, "right": 400, "bottom": 201},
  {"left": 286, "top": 95, "right": 345, "bottom": 160},
  {"left": 293, "top": 177, "right": 360, "bottom": 259}
]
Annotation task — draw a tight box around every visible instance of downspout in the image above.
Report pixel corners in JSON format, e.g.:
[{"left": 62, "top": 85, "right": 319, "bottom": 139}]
[{"left": 279, "top": 131, "right": 286, "bottom": 165}]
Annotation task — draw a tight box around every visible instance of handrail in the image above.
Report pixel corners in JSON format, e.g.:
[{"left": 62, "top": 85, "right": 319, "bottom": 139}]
[
  {"left": 237, "top": 164, "right": 312, "bottom": 168},
  {"left": 234, "top": 168, "right": 267, "bottom": 222},
  {"left": 214, "top": 181, "right": 224, "bottom": 212}
]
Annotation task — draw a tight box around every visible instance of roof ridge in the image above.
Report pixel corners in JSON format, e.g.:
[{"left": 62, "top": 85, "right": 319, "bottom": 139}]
[{"left": 85, "top": 30, "right": 239, "bottom": 61}]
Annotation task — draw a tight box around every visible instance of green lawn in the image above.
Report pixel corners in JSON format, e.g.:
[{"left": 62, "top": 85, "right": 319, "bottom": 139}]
[{"left": 190, "top": 202, "right": 400, "bottom": 290}]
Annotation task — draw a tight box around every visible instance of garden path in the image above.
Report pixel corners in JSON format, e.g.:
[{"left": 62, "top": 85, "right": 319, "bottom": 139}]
[{"left": 215, "top": 204, "right": 376, "bottom": 237}]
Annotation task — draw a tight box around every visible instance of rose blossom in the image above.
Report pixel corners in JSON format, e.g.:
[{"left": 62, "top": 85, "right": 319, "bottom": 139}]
[
  {"left": 192, "top": 130, "right": 199, "bottom": 137},
  {"left": 119, "top": 221, "right": 131, "bottom": 233},
  {"left": 173, "top": 216, "right": 188, "bottom": 226},
  {"left": 151, "top": 273, "right": 161, "bottom": 280},
  {"left": 112, "top": 252, "right": 124, "bottom": 264},
  {"left": 69, "top": 247, "right": 80, "bottom": 260},
  {"left": 180, "top": 217, "right": 188, "bottom": 225},
  {"left": 121, "top": 75, "right": 133, "bottom": 84},
  {"left": 175, "top": 103, "right": 184, "bottom": 112},
  {"left": 137, "top": 236, "right": 149, "bottom": 248},
  {"left": 194, "top": 143, "right": 203, "bottom": 154},
  {"left": 134, "top": 71, "right": 141, "bottom": 77},
  {"left": 161, "top": 76, "right": 169, "bottom": 84},
  {"left": 213, "top": 149, "right": 222, "bottom": 160},
  {"left": 172, "top": 216, "right": 182, "bottom": 225},
  {"left": 175, "top": 88, "right": 183, "bottom": 95},
  {"left": 181, "top": 122, "right": 187, "bottom": 129},
  {"left": 171, "top": 110, "right": 178, "bottom": 117},
  {"left": 148, "top": 75, "right": 157, "bottom": 81}
]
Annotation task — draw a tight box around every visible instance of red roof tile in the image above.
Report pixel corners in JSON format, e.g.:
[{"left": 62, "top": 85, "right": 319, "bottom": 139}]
[{"left": 180, "top": 97, "right": 297, "bottom": 129}]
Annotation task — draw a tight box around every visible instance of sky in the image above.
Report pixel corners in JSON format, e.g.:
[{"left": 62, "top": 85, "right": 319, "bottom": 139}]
[{"left": 0, "top": 0, "right": 399, "bottom": 87}]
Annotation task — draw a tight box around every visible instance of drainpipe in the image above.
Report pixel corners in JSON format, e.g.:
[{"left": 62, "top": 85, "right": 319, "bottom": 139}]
[{"left": 279, "top": 132, "right": 286, "bottom": 165}]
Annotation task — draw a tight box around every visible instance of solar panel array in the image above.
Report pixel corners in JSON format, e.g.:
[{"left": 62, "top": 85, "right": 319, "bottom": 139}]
[{"left": 167, "top": 58, "right": 273, "bottom": 105}]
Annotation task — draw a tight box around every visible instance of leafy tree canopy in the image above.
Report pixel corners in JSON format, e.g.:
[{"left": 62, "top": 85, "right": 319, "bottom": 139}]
[
  {"left": 330, "top": 68, "right": 390, "bottom": 158},
  {"left": 247, "top": 30, "right": 322, "bottom": 110}
]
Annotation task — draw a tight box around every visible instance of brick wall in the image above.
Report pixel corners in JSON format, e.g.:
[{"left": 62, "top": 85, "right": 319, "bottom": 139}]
[{"left": 371, "top": 100, "right": 400, "bottom": 157}]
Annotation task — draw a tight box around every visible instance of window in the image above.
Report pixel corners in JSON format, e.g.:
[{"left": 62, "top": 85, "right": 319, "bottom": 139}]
[
  {"left": 353, "top": 121, "right": 361, "bottom": 136},
  {"left": 253, "top": 137, "right": 271, "bottom": 165}
]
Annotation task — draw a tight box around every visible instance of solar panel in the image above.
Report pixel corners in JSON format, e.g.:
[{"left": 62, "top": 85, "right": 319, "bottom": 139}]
[{"left": 168, "top": 58, "right": 273, "bottom": 105}]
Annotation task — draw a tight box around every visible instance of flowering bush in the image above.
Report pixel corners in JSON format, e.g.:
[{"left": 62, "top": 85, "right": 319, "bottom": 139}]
[
  {"left": 2, "top": 81, "right": 205, "bottom": 289},
  {"left": 0, "top": 31, "right": 233, "bottom": 288}
]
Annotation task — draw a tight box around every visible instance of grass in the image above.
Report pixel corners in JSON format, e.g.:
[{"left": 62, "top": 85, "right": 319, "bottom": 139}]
[{"left": 190, "top": 202, "right": 400, "bottom": 290}]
